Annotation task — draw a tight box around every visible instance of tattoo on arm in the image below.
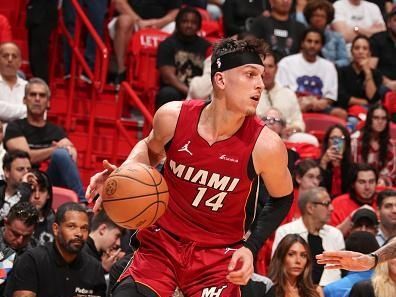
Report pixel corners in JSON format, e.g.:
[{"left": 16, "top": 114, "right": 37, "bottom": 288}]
[{"left": 377, "top": 237, "right": 396, "bottom": 263}]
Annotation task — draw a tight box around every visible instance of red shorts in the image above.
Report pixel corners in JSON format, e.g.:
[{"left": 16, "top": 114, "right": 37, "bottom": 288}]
[{"left": 119, "top": 226, "right": 242, "bottom": 297}]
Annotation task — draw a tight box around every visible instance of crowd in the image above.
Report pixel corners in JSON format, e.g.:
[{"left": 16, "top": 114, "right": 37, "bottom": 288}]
[{"left": 0, "top": 0, "right": 396, "bottom": 296}]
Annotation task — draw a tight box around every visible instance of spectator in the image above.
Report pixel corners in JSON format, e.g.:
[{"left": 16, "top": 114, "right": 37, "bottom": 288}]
[
  {"left": 269, "top": 234, "right": 324, "bottom": 297},
  {"left": 26, "top": 0, "right": 58, "bottom": 82},
  {"left": 303, "top": 0, "right": 349, "bottom": 67},
  {"left": 0, "top": 15, "right": 12, "bottom": 43},
  {"left": 272, "top": 187, "right": 344, "bottom": 286},
  {"left": 329, "top": 163, "right": 378, "bottom": 236},
  {"left": 256, "top": 51, "right": 305, "bottom": 134},
  {"left": 0, "top": 150, "right": 35, "bottom": 221},
  {"left": 351, "top": 103, "right": 396, "bottom": 186},
  {"left": 83, "top": 210, "right": 124, "bottom": 273},
  {"left": 337, "top": 35, "right": 382, "bottom": 128},
  {"left": 5, "top": 202, "right": 106, "bottom": 297},
  {"left": 350, "top": 207, "right": 379, "bottom": 235},
  {"left": 0, "top": 121, "right": 5, "bottom": 179},
  {"left": 370, "top": 6, "right": 396, "bottom": 92},
  {"left": 3, "top": 78, "right": 86, "bottom": 202},
  {"left": 376, "top": 189, "right": 396, "bottom": 246},
  {"left": 323, "top": 231, "right": 380, "bottom": 297},
  {"left": 276, "top": 28, "right": 347, "bottom": 119},
  {"left": 249, "top": 0, "right": 306, "bottom": 60},
  {"left": 110, "top": 0, "right": 181, "bottom": 84},
  {"left": 62, "top": 0, "right": 108, "bottom": 82},
  {"left": 0, "top": 42, "right": 27, "bottom": 123},
  {"left": 349, "top": 248, "right": 396, "bottom": 297},
  {"left": 156, "top": 7, "right": 211, "bottom": 109},
  {"left": 0, "top": 202, "right": 38, "bottom": 295},
  {"left": 222, "top": 0, "right": 266, "bottom": 37},
  {"left": 28, "top": 170, "right": 55, "bottom": 247},
  {"left": 332, "top": 0, "right": 385, "bottom": 46},
  {"left": 319, "top": 124, "right": 353, "bottom": 198}
]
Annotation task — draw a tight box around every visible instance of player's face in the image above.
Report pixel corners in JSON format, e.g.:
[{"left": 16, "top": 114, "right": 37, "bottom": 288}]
[
  {"left": 351, "top": 38, "right": 371, "bottom": 63},
  {"left": 30, "top": 188, "right": 49, "bottom": 211},
  {"left": 54, "top": 210, "right": 89, "bottom": 254},
  {"left": 378, "top": 196, "right": 396, "bottom": 229},
  {"left": 371, "top": 108, "right": 388, "bottom": 133},
  {"left": 4, "top": 218, "right": 35, "bottom": 250},
  {"left": 4, "top": 158, "right": 31, "bottom": 189},
  {"left": 262, "top": 55, "right": 277, "bottom": 89},
  {"left": 309, "top": 9, "right": 328, "bottom": 30},
  {"left": 284, "top": 242, "right": 308, "bottom": 279},
  {"left": 298, "top": 167, "right": 321, "bottom": 191},
  {"left": 353, "top": 171, "right": 377, "bottom": 202},
  {"left": 223, "top": 64, "right": 264, "bottom": 116},
  {"left": 301, "top": 32, "right": 323, "bottom": 58},
  {"left": 24, "top": 83, "right": 50, "bottom": 116},
  {"left": 0, "top": 43, "right": 21, "bottom": 77}
]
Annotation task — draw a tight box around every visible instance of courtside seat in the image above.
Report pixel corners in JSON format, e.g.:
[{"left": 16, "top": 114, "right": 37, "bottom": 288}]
[
  {"left": 52, "top": 186, "right": 79, "bottom": 211},
  {"left": 383, "top": 91, "right": 396, "bottom": 122},
  {"left": 303, "top": 113, "right": 346, "bottom": 142}
]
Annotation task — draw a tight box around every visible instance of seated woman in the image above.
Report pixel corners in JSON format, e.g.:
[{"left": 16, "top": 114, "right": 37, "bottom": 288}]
[
  {"left": 351, "top": 103, "right": 396, "bottom": 186},
  {"left": 269, "top": 234, "right": 324, "bottom": 297},
  {"left": 29, "top": 169, "right": 55, "bottom": 246},
  {"left": 337, "top": 35, "right": 383, "bottom": 130},
  {"left": 303, "top": 0, "right": 349, "bottom": 67},
  {"left": 319, "top": 124, "right": 353, "bottom": 198}
]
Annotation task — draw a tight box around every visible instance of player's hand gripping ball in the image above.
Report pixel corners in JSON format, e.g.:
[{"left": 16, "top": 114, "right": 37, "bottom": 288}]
[{"left": 102, "top": 163, "right": 169, "bottom": 229}]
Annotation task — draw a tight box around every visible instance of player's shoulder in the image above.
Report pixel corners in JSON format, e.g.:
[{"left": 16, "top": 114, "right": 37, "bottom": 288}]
[{"left": 256, "top": 126, "right": 285, "bottom": 152}]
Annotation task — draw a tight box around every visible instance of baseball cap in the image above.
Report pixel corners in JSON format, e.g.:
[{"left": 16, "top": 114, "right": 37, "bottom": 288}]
[{"left": 352, "top": 208, "right": 378, "bottom": 225}]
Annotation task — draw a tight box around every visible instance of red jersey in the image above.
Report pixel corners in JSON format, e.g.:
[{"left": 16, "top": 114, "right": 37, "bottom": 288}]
[{"left": 157, "top": 100, "right": 265, "bottom": 246}]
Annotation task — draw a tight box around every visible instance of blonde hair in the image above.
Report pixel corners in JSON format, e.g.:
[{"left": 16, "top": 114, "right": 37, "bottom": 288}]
[{"left": 372, "top": 262, "right": 396, "bottom": 297}]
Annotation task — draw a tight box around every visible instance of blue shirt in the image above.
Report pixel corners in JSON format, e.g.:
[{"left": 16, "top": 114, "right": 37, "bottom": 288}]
[
  {"left": 322, "top": 29, "right": 350, "bottom": 68},
  {"left": 324, "top": 270, "right": 373, "bottom": 297}
]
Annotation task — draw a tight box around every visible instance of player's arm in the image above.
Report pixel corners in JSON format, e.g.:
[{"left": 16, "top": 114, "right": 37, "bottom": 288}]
[
  {"left": 122, "top": 101, "right": 181, "bottom": 167},
  {"left": 245, "top": 127, "right": 294, "bottom": 255}
]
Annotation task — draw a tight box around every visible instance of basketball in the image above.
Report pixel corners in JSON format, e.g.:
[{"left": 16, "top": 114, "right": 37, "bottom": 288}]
[{"left": 101, "top": 163, "right": 169, "bottom": 229}]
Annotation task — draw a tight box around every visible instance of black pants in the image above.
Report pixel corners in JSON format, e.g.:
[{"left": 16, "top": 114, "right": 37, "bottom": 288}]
[{"left": 28, "top": 23, "right": 53, "bottom": 82}]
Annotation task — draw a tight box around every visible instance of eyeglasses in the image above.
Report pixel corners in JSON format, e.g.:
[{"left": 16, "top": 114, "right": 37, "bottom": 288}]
[
  {"left": 28, "top": 92, "right": 47, "bottom": 98},
  {"left": 262, "top": 116, "right": 284, "bottom": 125},
  {"left": 329, "top": 136, "right": 345, "bottom": 141},
  {"left": 312, "top": 201, "right": 332, "bottom": 207}
]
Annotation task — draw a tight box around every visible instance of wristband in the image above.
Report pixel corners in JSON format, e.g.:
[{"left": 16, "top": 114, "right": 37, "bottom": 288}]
[{"left": 369, "top": 253, "right": 379, "bottom": 269}]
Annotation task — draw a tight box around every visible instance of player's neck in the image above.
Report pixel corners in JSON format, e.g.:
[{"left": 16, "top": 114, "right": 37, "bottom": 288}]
[{"left": 199, "top": 101, "right": 245, "bottom": 145}]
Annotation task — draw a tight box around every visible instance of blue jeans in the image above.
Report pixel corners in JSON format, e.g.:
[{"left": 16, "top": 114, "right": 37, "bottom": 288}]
[
  {"left": 62, "top": 0, "right": 108, "bottom": 74},
  {"left": 47, "top": 148, "right": 86, "bottom": 202}
]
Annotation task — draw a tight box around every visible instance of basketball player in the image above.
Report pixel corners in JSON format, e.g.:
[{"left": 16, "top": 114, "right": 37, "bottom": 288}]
[
  {"left": 87, "top": 38, "right": 293, "bottom": 296},
  {"left": 317, "top": 237, "right": 396, "bottom": 271}
]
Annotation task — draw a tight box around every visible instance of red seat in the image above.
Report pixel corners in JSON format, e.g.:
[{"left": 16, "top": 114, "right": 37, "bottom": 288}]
[
  {"left": 303, "top": 113, "right": 346, "bottom": 141},
  {"left": 127, "top": 29, "right": 170, "bottom": 112},
  {"left": 383, "top": 91, "right": 396, "bottom": 115},
  {"left": 199, "top": 20, "right": 222, "bottom": 39},
  {"left": 52, "top": 186, "right": 79, "bottom": 211},
  {"left": 391, "top": 123, "right": 396, "bottom": 140}
]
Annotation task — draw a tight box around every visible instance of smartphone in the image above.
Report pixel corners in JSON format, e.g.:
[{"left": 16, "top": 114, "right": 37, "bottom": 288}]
[{"left": 332, "top": 137, "right": 345, "bottom": 154}]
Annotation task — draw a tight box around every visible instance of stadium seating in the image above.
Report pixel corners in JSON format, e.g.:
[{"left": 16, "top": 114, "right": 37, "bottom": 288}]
[
  {"left": 52, "top": 186, "right": 79, "bottom": 211},
  {"left": 303, "top": 113, "right": 346, "bottom": 142}
]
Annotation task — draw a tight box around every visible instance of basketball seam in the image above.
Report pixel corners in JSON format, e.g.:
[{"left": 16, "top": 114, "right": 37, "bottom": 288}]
[
  {"left": 109, "top": 174, "right": 162, "bottom": 186},
  {"left": 115, "top": 201, "right": 168, "bottom": 224},
  {"left": 102, "top": 190, "right": 169, "bottom": 202}
]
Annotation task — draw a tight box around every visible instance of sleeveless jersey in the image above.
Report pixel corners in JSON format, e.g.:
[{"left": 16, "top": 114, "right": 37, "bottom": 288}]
[{"left": 157, "top": 100, "right": 265, "bottom": 246}]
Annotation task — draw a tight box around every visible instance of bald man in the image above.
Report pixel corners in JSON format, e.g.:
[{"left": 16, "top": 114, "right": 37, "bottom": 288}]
[{"left": 0, "top": 42, "right": 27, "bottom": 122}]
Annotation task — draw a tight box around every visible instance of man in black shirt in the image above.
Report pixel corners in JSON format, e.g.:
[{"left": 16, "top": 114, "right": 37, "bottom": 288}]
[
  {"left": 6, "top": 202, "right": 106, "bottom": 297},
  {"left": 249, "top": 0, "right": 306, "bottom": 60},
  {"left": 3, "top": 78, "right": 86, "bottom": 202},
  {"left": 370, "top": 6, "right": 396, "bottom": 92},
  {"left": 155, "top": 7, "right": 211, "bottom": 108}
]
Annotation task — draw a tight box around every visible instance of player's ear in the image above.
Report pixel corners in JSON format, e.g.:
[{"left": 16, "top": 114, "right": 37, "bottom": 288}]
[{"left": 213, "top": 72, "right": 225, "bottom": 90}]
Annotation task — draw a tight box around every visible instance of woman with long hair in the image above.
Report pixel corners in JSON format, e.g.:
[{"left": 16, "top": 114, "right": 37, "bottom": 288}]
[
  {"left": 349, "top": 257, "right": 396, "bottom": 297},
  {"left": 319, "top": 124, "right": 353, "bottom": 198},
  {"left": 269, "top": 234, "right": 323, "bottom": 297},
  {"left": 351, "top": 103, "right": 396, "bottom": 186}
]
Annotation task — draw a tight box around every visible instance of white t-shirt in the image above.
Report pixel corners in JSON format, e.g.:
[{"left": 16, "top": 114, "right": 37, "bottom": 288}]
[
  {"left": 0, "top": 75, "right": 27, "bottom": 122},
  {"left": 333, "top": 0, "right": 384, "bottom": 28},
  {"left": 276, "top": 53, "right": 338, "bottom": 101}
]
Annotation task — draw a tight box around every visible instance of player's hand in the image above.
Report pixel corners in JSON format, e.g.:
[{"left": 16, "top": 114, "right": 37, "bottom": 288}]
[
  {"left": 316, "top": 251, "right": 375, "bottom": 271},
  {"left": 86, "top": 160, "right": 117, "bottom": 212},
  {"left": 226, "top": 246, "right": 254, "bottom": 285}
]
